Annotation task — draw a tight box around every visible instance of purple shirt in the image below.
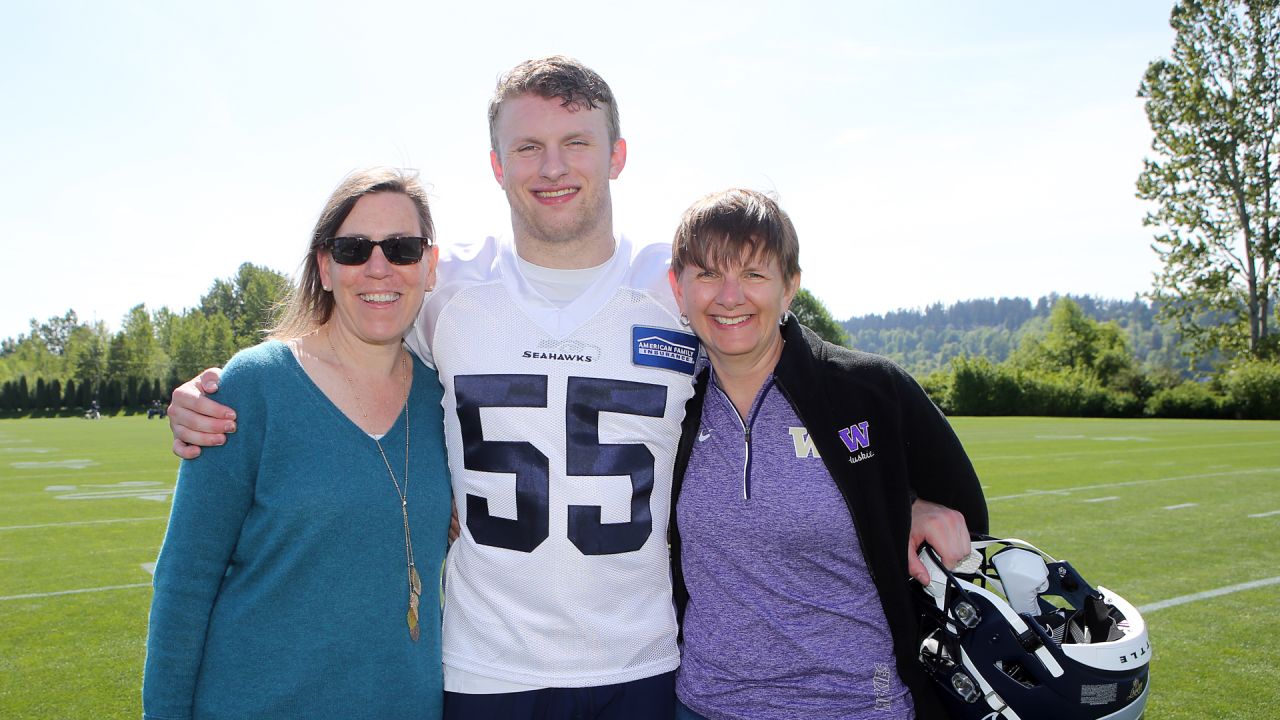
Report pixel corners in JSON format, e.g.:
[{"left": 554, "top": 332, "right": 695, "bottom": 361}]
[{"left": 676, "top": 374, "right": 913, "bottom": 720}]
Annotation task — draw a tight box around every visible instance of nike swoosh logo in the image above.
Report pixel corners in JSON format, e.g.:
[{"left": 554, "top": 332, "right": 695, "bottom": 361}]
[{"left": 697, "top": 430, "right": 712, "bottom": 442}]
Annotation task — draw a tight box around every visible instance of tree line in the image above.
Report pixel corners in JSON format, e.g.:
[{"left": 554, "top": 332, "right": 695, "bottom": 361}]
[
  {"left": 0, "top": 263, "right": 289, "bottom": 414},
  {"left": 842, "top": 295, "right": 1193, "bottom": 377},
  {"left": 2, "top": 271, "right": 1277, "bottom": 419},
  {"left": 911, "top": 297, "right": 1280, "bottom": 420}
]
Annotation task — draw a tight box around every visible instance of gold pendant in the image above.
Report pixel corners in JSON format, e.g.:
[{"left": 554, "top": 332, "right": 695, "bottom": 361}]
[
  {"left": 410, "top": 566, "right": 423, "bottom": 596},
  {"left": 407, "top": 602, "right": 420, "bottom": 642}
]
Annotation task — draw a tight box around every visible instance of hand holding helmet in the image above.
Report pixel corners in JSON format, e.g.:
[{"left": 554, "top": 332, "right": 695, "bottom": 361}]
[{"left": 915, "top": 536, "right": 1151, "bottom": 720}]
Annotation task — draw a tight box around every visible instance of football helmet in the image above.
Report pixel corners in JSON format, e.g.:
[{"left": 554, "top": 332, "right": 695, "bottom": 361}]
[{"left": 916, "top": 536, "right": 1150, "bottom": 720}]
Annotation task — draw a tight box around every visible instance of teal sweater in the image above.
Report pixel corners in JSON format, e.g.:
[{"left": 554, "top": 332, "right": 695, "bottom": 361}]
[{"left": 143, "top": 341, "right": 451, "bottom": 719}]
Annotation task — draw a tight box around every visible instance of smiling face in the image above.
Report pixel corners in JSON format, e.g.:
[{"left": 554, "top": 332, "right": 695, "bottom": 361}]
[
  {"left": 318, "top": 192, "right": 437, "bottom": 348},
  {"left": 671, "top": 249, "right": 799, "bottom": 375},
  {"left": 489, "top": 93, "right": 626, "bottom": 266}
]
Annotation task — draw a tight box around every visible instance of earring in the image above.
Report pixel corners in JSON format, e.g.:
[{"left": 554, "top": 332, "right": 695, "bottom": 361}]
[
  {"left": 679, "top": 313, "right": 690, "bottom": 327},
  {"left": 323, "top": 286, "right": 332, "bottom": 292}
]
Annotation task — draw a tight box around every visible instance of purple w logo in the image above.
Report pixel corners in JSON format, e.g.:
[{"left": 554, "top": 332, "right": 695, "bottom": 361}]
[{"left": 838, "top": 421, "right": 871, "bottom": 452}]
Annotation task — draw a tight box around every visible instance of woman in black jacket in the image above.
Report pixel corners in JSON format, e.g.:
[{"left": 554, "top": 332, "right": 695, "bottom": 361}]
[{"left": 666, "top": 189, "right": 988, "bottom": 720}]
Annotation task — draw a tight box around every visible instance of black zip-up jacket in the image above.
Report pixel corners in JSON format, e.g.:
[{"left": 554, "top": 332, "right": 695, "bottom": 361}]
[{"left": 670, "top": 316, "right": 989, "bottom": 719}]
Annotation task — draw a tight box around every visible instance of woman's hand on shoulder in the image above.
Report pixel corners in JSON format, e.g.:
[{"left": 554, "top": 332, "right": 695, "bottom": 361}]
[{"left": 906, "top": 499, "right": 971, "bottom": 585}]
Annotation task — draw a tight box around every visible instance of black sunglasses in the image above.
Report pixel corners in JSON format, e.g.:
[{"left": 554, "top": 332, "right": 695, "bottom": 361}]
[{"left": 324, "top": 236, "right": 432, "bottom": 265}]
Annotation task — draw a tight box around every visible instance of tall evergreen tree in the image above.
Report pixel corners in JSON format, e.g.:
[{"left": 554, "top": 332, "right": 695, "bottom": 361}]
[{"left": 63, "top": 378, "right": 77, "bottom": 408}]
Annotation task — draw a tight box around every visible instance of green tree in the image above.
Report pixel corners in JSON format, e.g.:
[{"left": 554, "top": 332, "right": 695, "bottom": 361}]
[
  {"left": 789, "top": 288, "right": 851, "bottom": 346},
  {"left": 106, "top": 332, "right": 130, "bottom": 383},
  {"left": 202, "top": 313, "right": 237, "bottom": 368},
  {"left": 0, "top": 333, "right": 59, "bottom": 385},
  {"left": 199, "top": 263, "right": 291, "bottom": 349},
  {"left": 70, "top": 321, "right": 110, "bottom": 392},
  {"left": 234, "top": 263, "right": 291, "bottom": 346},
  {"left": 1219, "top": 357, "right": 1280, "bottom": 417},
  {"left": 1012, "top": 298, "right": 1143, "bottom": 394},
  {"left": 167, "top": 313, "right": 205, "bottom": 380},
  {"left": 1137, "top": 0, "right": 1280, "bottom": 361},
  {"left": 110, "top": 304, "right": 166, "bottom": 382},
  {"left": 62, "top": 378, "right": 77, "bottom": 408},
  {"left": 168, "top": 311, "right": 237, "bottom": 379},
  {"left": 28, "top": 310, "right": 81, "bottom": 355},
  {"left": 102, "top": 378, "right": 122, "bottom": 409},
  {"left": 152, "top": 306, "right": 178, "bottom": 351},
  {"left": 199, "top": 278, "right": 238, "bottom": 320}
]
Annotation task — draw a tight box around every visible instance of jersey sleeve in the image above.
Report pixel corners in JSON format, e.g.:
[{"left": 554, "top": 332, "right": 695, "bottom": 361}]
[
  {"left": 406, "top": 236, "right": 505, "bottom": 370},
  {"left": 623, "top": 237, "right": 682, "bottom": 320}
]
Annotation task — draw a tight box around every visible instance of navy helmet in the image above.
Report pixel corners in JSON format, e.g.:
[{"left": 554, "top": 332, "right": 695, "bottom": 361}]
[{"left": 916, "top": 537, "right": 1150, "bottom": 720}]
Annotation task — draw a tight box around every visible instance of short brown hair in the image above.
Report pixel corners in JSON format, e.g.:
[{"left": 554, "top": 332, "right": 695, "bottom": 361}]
[
  {"left": 488, "top": 55, "right": 620, "bottom": 154},
  {"left": 269, "top": 167, "right": 434, "bottom": 340},
  {"left": 671, "top": 189, "right": 801, "bottom": 280}
]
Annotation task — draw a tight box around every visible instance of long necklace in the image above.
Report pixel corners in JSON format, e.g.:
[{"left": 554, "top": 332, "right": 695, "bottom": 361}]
[{"left": 327, "top": 332, "right": 422, "bottom": 642}]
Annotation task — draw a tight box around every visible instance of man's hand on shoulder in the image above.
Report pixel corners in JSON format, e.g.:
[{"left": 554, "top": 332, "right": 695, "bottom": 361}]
[{"left": 168, "top": 368, "right": 235, "bottom": 459}]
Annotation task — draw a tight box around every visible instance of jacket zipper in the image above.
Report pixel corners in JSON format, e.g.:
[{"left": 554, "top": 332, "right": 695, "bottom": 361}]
[{"left": 714, "top": 376, "right": 776, "bottom": 500}]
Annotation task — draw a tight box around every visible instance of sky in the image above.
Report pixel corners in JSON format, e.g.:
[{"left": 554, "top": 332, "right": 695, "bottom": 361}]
[{"left": 0, "top": 1, "right": 1180, "bottom": 341}]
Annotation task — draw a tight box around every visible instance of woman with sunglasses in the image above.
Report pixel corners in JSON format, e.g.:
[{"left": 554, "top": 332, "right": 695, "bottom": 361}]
[{"left": 143, "top": 168, "right": 452, "bottom": 719}]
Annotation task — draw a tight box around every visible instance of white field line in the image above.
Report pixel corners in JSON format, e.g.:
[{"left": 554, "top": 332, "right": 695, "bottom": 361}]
[
  {"left": 986, "top": 467, "right": 1279, "bottom": 502},
  {"left": 971, "top": 439, "right": 1279, "bottom": 463},
  {"left": 1083, "top": 496, "right": 1119, "bottom": 503},
  {"left": 1139, "top": 576, "right": 1280, "bottom": 614},
  {"left": 3, "top": 468, "right": 175, "bottom": 483},
  {"left": 1247, "top": 510, "right": 1280, "bottom": 518},
  {"left": 1163, "top": 503, "right": 1198, "bottom": 510},
  {"left": 9, "top": 459, "right": 95, "bottom": 470},
  {"left": 0, "top": 516, "right": 167, "bottom": 531},
  {"left": 6, "top": 574, "right": 1276, "bottom": 613},
  {"left": 0, "top": 583, "right": 151, "bottom": 602}
]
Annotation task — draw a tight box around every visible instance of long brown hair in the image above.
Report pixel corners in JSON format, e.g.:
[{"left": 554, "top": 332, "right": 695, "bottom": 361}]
[{"left": 269, "top": 167, "right": 434, "bottom": 340}]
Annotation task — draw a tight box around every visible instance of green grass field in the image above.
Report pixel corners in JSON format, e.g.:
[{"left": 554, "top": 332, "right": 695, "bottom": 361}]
[{"left": 1, "top": 415, "right": 1277, "bottom": 718}]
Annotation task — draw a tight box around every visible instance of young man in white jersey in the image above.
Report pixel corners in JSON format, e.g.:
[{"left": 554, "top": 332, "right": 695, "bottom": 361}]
[{"left": 167, "top": 56, "right": 974, "bottom": 719}]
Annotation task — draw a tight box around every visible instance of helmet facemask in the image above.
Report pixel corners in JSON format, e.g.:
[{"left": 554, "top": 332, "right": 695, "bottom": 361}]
[{"left": 915, "top": 537, "right": 1151, "bottom": 720}]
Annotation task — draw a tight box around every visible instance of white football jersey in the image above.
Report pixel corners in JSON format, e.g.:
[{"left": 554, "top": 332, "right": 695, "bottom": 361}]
[{"left": 405, "top": 235, "right": 698, "bottom": 687}]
